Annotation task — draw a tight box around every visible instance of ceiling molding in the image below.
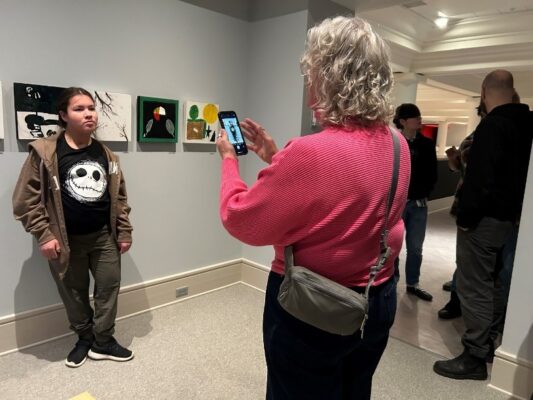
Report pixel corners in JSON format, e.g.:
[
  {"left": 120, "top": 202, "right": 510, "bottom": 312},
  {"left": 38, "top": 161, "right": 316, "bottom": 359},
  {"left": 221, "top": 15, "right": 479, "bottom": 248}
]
[
  {"left": 388, "top": 41, "right": 419, "bottom": 71},
  {"left": 330, "top": 0, "right": 411, "bottom": 13},
  {"left": 423, "top": 78, "right": 478, "bottom": 97},
  {"left": 423, "top": 29, "right": 533, "bottom": 53},
  {"left": 412, "top": 42, "right": 533, "bottom": 75},
  {"left": 371, "top": 21, "right": 423, "bottom": 52}
]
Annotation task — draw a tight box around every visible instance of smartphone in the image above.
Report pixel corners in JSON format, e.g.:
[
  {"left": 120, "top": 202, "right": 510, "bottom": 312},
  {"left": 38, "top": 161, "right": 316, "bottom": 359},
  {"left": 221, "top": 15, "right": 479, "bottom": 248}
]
[{"left": 218, "top": 111, "right": 248, "bottom": 156}]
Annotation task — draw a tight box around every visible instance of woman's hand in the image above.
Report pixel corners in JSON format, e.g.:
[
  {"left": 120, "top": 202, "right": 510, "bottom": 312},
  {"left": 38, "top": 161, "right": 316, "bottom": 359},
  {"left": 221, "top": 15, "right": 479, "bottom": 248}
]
[
  {"left": 241, "top": 118, "right": 278, "bottom": 164},
  {"left": 216, "top": 129, "right": 238, "bottom": 161},
  {"left": 40, "top": 239, "right": 61, "bottom": 260},
  {"left": 118, "top": 242, "right": 132, "bottom": 254}
]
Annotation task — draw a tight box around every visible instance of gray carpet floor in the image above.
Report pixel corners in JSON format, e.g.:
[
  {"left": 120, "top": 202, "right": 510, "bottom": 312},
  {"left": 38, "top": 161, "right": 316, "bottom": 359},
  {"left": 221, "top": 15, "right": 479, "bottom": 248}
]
[{"left": 0, "top": 283, "right": 510, "bottom": 400}]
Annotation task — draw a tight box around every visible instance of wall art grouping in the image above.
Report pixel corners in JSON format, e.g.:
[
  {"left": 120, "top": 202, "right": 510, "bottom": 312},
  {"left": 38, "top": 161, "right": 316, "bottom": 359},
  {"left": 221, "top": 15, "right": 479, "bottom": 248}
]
[
  {"left": 6, "top": 81, "right": 218, "bottom": 147},
  {"left": 14, "top": 82, "right": 65, "bottom": 140},
  {"left": 183, "top": 101, "right": 219, "bottom": 143},
  {"left": 137, "top": 96, "right": 179, "bottom": 143},
  {"left": 0, "top": 81, "right": 4, "bottom": 139}
]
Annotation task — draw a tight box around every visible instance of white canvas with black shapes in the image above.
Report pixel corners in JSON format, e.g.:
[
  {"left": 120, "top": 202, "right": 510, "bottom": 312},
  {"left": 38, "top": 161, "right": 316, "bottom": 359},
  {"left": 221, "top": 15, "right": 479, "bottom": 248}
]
[
  {"left": 92, "top": 90, "right": 132, "bottom": 142},
  {"left": 14, "top": 82, "right": 66, "bottom": 140}
]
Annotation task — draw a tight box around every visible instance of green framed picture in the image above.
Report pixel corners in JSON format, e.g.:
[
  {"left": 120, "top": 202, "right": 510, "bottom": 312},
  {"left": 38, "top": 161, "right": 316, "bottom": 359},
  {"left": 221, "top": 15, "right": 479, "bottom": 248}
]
[{"left": 137, "top": 96, "right": 179, "bottom": 143}]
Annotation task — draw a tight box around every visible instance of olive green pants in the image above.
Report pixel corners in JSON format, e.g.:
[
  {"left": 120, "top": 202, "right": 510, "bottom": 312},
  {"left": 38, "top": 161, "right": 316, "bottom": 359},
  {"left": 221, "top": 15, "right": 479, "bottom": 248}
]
[{"left": 50, "top": 226, "right": 121, "bottom": 343}]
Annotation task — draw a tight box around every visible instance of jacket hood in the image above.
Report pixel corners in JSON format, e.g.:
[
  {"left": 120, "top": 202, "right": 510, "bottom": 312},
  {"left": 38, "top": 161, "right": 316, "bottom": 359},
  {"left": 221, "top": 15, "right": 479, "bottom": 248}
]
[{"left": 28, "top": 133, "right": 62, "bottom": 168}]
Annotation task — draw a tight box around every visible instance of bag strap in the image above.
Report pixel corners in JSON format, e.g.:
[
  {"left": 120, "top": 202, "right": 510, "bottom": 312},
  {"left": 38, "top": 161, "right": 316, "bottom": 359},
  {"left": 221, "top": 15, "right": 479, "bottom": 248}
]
[
  {"left": 284, "top": 127, "right": 401, "bottom": 291},
  {"left": 363, "top": 127, "right": 400, "bottom": 298}
]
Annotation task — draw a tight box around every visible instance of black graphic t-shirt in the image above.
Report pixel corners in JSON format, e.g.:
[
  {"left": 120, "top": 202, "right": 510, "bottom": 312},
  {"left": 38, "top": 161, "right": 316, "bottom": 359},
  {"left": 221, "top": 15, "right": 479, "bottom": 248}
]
[{"left": 57, "top": 135, "right": 110, "bottom": 235}]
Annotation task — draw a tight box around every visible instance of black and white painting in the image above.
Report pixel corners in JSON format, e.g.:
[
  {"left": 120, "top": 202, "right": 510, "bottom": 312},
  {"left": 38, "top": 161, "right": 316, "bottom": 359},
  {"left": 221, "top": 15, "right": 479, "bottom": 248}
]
[
  {"left": 92, "top": 90, "right": 132, "bottom": 142},
  {"left": 14, "top": 82, "right": 65, "bottom": 140}
]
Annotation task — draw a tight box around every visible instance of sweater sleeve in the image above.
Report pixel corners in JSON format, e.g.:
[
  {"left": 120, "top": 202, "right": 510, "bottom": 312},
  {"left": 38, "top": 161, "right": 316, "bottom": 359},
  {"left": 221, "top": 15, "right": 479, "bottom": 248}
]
[{"left": 220, "top": 140, "right": 317, "bottom": 246}]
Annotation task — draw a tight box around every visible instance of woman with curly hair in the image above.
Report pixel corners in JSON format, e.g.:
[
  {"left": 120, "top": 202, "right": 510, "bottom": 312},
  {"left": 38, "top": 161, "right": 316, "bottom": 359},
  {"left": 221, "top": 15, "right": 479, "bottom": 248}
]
[{"left": 217, "top": 16, "right": 410, "bottom": 399}]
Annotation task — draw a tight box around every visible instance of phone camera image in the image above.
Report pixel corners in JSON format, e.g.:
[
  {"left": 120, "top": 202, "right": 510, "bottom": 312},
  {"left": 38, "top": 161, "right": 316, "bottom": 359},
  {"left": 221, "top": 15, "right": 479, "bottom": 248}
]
[{"left": 218, "top": 111, "right": 248, "bottom": 155}]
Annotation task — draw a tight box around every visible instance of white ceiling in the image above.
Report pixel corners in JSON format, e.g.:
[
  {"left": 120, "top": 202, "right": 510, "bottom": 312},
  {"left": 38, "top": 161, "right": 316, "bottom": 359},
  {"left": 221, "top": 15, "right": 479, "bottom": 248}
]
[{"left": 331, "top": 0, "right": 533, "bottom": 121}]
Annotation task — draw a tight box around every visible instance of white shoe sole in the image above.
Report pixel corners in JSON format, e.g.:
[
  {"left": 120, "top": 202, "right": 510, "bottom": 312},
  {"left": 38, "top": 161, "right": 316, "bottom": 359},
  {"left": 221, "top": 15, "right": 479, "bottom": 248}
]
[
  {"left": 65, "top": 356, "right": 87, "bottom": 368},
  {"left": 88, "top": 349, "right": 134, "bottom": 362}
]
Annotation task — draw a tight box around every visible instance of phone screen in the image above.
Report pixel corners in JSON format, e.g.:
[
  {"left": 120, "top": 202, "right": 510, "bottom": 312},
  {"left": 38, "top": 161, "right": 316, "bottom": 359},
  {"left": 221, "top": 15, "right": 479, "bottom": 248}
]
[{"left": 218, "top": 111, "right": 248, "bottom": 155}]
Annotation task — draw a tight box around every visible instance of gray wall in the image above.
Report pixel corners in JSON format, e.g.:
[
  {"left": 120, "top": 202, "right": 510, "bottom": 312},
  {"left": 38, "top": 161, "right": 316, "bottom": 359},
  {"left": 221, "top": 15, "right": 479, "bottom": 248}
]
[
  {"left": 501, "top": 153, "right": 533, "bottom": 360},
  {"left": 0, "top": 0, "right": 351, "bottom": 318},
  {"left": 240, "top": 11, "right": 308, "bottom": 266},
  {"left": 0, "top": 0, "right": 249, "bottom": 316},
  {"left": 300, "top": 0, "right": 354, "bottom": 135}
]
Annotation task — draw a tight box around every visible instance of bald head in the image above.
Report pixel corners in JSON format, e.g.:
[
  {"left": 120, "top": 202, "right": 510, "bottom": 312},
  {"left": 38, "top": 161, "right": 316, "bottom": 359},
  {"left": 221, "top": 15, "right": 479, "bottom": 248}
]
[
  {"left": 483, "top": 70, "right": 514, "bottom": 92},
  {"left": 481, "top": 69, "right": 516, "bottom": 112}
]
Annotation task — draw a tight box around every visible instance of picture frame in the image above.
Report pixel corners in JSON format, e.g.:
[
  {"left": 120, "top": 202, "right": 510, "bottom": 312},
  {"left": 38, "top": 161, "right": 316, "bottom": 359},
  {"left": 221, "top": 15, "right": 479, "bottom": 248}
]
[
  {"left": 183, "top": 101, "right": 219, "bottom": 144},
  {"left": 92, "top": 90, "right": 132, "bottom": 142},
  {"left": 14, "top": 82, "right": 66, "bottom": 140},
  {"left": 137, "top": 96, "right": 179, "bottom": 143}
]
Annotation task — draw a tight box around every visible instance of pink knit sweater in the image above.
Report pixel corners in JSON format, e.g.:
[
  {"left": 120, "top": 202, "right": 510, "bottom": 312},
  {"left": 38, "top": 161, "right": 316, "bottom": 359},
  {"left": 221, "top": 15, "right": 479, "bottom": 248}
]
[{"left": 220, "top": 125, "right": 410, "bottom": 287}]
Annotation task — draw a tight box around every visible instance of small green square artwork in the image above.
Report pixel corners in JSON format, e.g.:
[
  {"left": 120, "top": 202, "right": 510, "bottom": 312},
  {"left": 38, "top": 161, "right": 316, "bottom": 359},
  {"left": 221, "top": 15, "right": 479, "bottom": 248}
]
[
  {"left": 183, "top": 101, "right": 219, "bottom": 143},
  {"left": 137, "top": 96, "right": 179, "bottom": 143}
]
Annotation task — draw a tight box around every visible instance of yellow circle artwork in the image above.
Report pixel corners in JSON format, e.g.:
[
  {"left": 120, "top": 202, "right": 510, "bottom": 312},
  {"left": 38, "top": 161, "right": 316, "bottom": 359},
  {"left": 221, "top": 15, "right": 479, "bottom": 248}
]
[{"left": 203, "top": 104, "right": 219, "bottom": 124}]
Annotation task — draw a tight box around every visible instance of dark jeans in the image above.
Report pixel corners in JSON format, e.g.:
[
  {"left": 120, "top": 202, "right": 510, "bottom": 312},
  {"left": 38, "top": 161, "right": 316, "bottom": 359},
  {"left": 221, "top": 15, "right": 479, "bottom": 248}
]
[
  {"left": 263, "top": 272, "right": 396, "bottom": 400},
  {"left": 394, "top": 199, "right": 428, "bottom": 286},
  {"left": 50, "top": 226, "right": 121, "bottom": 343},
  {"left": 456, "top": 217, "right": 513, "bottom": 359}
]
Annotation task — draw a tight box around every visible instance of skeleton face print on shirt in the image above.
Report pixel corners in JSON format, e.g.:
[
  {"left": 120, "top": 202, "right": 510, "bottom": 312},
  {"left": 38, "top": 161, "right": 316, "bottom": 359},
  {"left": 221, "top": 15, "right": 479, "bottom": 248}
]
[{"left": 64, "top": 160, "right": 107, "bottom": 203}]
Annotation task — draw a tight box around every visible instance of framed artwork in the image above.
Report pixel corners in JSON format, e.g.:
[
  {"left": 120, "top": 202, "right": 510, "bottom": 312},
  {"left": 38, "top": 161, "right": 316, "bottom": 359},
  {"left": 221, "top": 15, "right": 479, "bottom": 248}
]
[
  {"left": 183, "top": 101, "right": 219, "bottom": 143},
  {"left": 14, "top": 82, "right": 66, "bottom": 140},
  {"left": 92, "top": 90, "right": 132, "bottom": 142},
  {"left": 137, "top": 96, "right": 178, "bottom": 143},
  {"left": 0, "top": 81, "right": 4, "bottom": 139}
]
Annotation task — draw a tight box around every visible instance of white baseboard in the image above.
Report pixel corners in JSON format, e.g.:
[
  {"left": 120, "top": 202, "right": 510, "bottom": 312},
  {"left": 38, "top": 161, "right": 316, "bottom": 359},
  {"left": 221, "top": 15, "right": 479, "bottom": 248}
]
[
  {"left": 490, "top": 349, "right": 533, "bottom": 400},
  {"left": 241, "top": 258, "right": 269, "bottom": 292},
  {"left": 0, "top": 259, "right": 271, "bottom": 356}
]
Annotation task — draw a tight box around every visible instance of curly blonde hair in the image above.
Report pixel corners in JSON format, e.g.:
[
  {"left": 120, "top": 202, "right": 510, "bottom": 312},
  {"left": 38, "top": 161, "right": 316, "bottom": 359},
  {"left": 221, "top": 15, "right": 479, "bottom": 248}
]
[{"left": 300, "top": 16, "right": 393, "bottom": 128}]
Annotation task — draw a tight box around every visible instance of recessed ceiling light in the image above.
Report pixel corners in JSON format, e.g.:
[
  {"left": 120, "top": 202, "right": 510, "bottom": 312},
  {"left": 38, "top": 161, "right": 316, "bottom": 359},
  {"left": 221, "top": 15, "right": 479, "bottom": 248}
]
[{"left": 435, "top": 16, "right": 448, "bottom": 29}]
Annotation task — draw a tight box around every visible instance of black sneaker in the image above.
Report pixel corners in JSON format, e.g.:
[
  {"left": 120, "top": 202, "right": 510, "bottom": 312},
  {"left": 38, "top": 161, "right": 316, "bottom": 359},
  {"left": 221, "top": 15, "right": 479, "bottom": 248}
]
[
  {"left": 442, "top": 280, "right": 453, "bottom": 292},
  {"left": 65, "top": 337, "right": 93, "bottom": 368},
  {"left": 88, "top": 337, "right": 134, "bottom": 362},
  {"left": 406, "top": 285, "right": 433, "bottom": 301}
]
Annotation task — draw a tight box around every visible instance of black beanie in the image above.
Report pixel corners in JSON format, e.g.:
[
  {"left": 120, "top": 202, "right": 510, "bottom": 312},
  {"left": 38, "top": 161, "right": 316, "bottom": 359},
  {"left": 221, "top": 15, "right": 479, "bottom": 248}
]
[{"left": 393, "top": 103, "right": 421, "bottom": 129}]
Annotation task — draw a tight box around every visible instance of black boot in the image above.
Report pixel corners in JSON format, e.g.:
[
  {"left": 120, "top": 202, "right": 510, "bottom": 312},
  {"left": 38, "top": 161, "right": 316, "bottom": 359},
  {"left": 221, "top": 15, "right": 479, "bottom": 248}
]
[
  {"left": 433, "top": 349, "right": 487, "bottom": 380},
  {"left": 442, "top": 280, "right": 452, "bottom": 292},
  {"left": 438, "top": 291, "right": 462, "bottom": 319}
]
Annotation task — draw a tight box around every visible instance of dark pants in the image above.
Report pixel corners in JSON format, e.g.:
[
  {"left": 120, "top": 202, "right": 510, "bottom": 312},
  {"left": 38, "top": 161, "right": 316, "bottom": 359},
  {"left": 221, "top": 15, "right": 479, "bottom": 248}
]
[
  {"left": 263, "top": 272, "right": 396, "bottom": 400},
  {"left": 394, "top": 199, "right": 428, "bottom": 286},
  {"left": 456, "top": 217, "right": 513, "bottom": 359},
  {"left": 50, "top": 226, "right": 121, "bottom": 343}
]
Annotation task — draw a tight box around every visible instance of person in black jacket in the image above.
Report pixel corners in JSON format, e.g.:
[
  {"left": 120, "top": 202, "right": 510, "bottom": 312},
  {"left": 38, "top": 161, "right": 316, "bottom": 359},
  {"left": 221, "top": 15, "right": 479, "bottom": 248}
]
[
  {"left": 393, "top": 104, "right": 437, "bottom": 301},
  {"left": 434, "top": 70, "right": 533, "bottom": 381}
]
